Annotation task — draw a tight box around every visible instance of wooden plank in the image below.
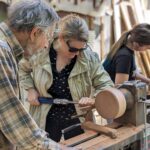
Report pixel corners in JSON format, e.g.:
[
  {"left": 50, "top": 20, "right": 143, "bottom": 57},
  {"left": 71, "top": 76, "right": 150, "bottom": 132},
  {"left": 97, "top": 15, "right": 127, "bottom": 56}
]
[
  {"left": 141, "top": 0, "right": 150, "bottom": 10},
  {"left": 130, "top": 0, "right": 145, "bottom": 23},
  {"left": 99, "top": 14, "right": 112, "bottom": 60},
  {"left": 140, "top": 52, "right": 150, "bottom": 77},
  {"left": 104, "top": 15, "right": 113, "bottom": 57},
  {"left": 113, "top": 0, "right": 122, "bottom": 42},
  {"left": 100, "top": 17, "right": 105, "bottom": 60},
  {"left": 147, "top": 51, "right": 150, "bottom": 63},
  {"left": 65, "top": 124, "right": 145, "bottom": 150},
  {"left": 120, "top": 1, "right": 137, "bottom": 30},
  {"left": 112, "top": 0, "right": 120, "bottom": 9},
  {"left": 135, "top": 52, "right": 147, "bottom": 76}
]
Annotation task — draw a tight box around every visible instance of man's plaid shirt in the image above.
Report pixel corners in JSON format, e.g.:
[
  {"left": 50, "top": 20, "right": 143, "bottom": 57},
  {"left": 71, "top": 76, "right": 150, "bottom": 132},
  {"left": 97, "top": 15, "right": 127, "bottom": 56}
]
[{"left": 0, "top": 22, "right": 60, "bottom": 150}]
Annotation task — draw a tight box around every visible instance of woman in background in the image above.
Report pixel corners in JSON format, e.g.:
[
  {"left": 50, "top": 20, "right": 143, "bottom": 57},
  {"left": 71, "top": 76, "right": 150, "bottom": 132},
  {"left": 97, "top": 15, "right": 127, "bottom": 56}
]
[{"left": 103, "top": 23, "right": 150, "bottom": 85}]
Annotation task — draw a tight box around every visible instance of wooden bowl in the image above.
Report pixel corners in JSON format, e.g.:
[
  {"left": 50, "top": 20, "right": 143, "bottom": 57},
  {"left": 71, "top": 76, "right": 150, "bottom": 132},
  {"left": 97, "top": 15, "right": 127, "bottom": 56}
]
[{"left": 95, "top": 88, "right": 126, "bottom": 119}]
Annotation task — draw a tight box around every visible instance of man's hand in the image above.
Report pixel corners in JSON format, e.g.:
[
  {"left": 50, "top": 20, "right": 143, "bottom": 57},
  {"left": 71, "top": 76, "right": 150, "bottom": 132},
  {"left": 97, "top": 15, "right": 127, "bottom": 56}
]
[{"left": 27, "top": 88, "right": 40, "bottom": 106}]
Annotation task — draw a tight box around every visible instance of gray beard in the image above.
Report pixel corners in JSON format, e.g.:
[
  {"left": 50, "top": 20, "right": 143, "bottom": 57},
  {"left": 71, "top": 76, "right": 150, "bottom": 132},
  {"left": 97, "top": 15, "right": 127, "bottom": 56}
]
[
  {"left": 23, "top": 45, "right": 34, "bottom": 60},
  {"left": 24, "top": 47, "right": 43, "bottom": 60}
]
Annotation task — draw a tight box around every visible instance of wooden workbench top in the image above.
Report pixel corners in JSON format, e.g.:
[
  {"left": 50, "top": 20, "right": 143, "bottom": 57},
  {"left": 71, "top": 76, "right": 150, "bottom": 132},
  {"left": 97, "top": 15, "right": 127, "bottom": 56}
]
[{"left": 63, "top": 124, "right": 145, "bottom": 150}]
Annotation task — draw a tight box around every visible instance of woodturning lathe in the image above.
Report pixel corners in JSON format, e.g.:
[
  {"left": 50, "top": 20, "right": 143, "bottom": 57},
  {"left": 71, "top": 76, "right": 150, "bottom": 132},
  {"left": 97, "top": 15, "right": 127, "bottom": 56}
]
[
  {"left": 96, "top": 80, "right": 147, "bottom": 126},
  {"left": 63, "top": 81, "right": 148, "bottom": 149}
]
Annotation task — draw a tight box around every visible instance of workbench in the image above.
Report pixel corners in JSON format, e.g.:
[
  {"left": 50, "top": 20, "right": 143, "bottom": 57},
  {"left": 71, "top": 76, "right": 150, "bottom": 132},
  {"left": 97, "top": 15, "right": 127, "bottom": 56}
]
[
  {"left": 62, "top": 82, "right": 150, "bottom": 150},
  {"left": 63, "top": 124, "right": 146, "bottom": 150}
]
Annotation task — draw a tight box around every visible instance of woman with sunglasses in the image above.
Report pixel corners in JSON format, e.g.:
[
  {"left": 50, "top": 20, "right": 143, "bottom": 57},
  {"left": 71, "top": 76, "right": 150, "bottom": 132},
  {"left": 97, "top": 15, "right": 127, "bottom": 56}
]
[{"left": 19, "top": 14, "right": 113, "bottom": 142}]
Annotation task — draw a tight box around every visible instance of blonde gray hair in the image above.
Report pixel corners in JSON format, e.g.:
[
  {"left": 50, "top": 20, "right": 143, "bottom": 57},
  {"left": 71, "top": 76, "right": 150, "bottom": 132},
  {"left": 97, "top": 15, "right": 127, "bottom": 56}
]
[{"left": 55, "top": 14, "right": 89, "bottom": 42}]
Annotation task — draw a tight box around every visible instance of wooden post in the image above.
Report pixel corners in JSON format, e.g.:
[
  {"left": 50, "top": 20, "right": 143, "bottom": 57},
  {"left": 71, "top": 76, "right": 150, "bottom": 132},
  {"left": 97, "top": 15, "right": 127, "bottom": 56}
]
[
  {"left": 100, "top": 17, "right": 105, "bottom": 60},
  {"left": 113, "top": 0, "right": 122, "bottom": 42},
  {"left": 140, "top": 52, "right": 150, "bottom": 77}
]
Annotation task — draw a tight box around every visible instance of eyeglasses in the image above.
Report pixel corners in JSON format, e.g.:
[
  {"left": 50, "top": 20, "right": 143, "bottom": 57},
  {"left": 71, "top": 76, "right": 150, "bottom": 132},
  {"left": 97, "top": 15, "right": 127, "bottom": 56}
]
[
  {"left": 40, "top": 27, "right": 54, "bottom": 42},
  {"left": 66, "top": 41, "right": 88, "bottom": 53}
]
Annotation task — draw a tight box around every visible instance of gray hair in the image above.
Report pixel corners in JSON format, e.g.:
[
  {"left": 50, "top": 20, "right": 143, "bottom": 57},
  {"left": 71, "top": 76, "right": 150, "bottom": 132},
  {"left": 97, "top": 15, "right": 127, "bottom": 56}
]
[
  {"left": 8, "top": 0, "right": 59, "bottom": 31},
  {"left": 56, "top": 14, "right": 89, "bottom": 42}
]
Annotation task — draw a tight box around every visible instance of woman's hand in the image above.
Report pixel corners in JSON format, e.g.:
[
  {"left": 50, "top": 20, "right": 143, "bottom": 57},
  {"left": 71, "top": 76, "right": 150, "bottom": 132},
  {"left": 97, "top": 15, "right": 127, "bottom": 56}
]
[
  {"left": 78, "top": 97, "right": 95, "bottom": 107},
  {"left": 27, "top": 88, "right": 40, "bottom": 106}
]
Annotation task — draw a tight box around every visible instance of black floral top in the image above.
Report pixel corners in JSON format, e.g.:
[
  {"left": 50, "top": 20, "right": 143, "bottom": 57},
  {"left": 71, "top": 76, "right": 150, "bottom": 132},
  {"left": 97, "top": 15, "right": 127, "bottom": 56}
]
[{"left": 47, "top": 45, "right": 77, "bottom": 121}]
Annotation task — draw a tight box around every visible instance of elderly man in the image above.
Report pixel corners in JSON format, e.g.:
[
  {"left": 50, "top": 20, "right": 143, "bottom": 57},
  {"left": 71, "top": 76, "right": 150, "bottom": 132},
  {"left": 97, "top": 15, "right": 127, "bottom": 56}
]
[{"left": 0, "top": 0, "right": 78, "bottom": 150}]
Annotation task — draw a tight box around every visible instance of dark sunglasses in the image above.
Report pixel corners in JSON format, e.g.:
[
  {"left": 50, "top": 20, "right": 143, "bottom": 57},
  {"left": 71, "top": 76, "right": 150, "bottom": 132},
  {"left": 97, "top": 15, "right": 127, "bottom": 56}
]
[{"left": 66, "top": 41, "right": 88, "bottom": 53}]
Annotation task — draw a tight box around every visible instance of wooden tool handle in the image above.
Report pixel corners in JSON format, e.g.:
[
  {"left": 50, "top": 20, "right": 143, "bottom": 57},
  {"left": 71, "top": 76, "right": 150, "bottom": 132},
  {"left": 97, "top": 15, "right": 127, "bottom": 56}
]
[{"left": 82, "top": 121, "right": 117, "bottom": 139}]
